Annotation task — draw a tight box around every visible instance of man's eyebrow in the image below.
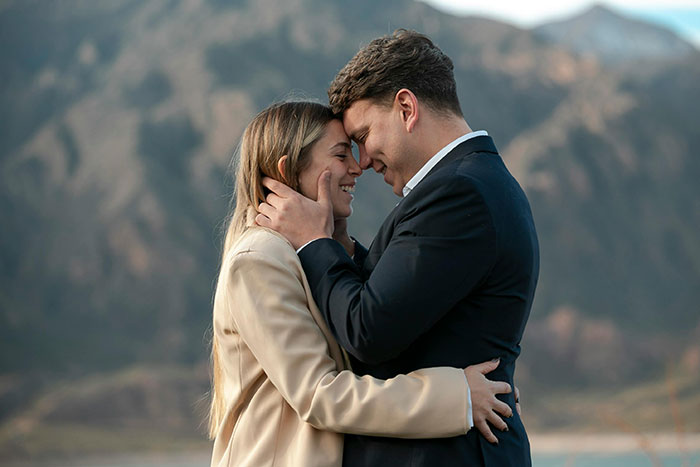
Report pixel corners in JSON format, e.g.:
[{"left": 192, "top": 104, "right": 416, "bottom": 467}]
[{"left": 349, "top": 126, "right": 368, "bottom": 141}]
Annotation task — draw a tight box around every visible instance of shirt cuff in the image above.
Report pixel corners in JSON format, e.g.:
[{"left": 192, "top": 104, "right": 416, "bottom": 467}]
[
  {"left": 464, "top": 371, "right": 473, "bottom": 429},
  {"left": 349, "top": 237, "right": 358, "bottom": 260}
]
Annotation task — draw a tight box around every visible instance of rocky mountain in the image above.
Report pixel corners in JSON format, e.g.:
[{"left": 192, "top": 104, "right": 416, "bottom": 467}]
[
  {"left": 1, "top": 0, "right": 699, "bottom": 457},
  {"left": 534, "top": 4, "right": 697, "bottom": 63}
]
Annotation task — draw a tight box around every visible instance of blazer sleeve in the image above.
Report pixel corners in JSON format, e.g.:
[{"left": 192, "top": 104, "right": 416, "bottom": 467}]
[
  {"left": 298, "top": 176, "right": 498, "bottom": 364},
  {"left": 225, "top": 248, "right": 469, "bottom": 438}
]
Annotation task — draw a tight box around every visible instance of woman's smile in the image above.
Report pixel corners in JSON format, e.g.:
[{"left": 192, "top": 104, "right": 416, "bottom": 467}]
[{"left": 298, "top": 119, "right": 362, "bottom": 219}]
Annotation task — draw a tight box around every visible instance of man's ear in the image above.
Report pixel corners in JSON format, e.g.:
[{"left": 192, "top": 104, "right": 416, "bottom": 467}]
[
  {"left": 395, "top": 88, "right": 419, "bottom": 133},
  {"left": 277, "top": 155, "right": 289, "bottom": 183}
]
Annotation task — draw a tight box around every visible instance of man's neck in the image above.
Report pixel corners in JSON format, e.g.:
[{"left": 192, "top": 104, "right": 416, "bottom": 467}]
[{"left": 417, "top": 114, "right": 473, "bottom": 166}]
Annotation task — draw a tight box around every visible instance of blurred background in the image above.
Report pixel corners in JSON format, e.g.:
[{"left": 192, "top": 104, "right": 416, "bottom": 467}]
[{"left": 1, "top": 0, "right": 699, "bottom": 465}]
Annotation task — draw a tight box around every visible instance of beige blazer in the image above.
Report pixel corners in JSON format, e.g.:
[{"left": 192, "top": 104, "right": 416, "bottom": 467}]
[{"left": 211, "top": 227, "right": 469, "bottom": 467}]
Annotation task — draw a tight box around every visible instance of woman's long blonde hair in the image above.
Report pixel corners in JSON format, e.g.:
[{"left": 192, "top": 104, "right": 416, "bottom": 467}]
[{"left": 208, "top": 101, "right": 336, "bottom": 438}]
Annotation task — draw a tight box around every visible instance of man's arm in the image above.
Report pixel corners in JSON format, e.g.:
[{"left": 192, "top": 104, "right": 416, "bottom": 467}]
[
  {"left": 223, "top": 238, "right": 513, "bottom": 438},
  {"left": 298, "top": 177, "right": 497, "bottom": 364},
  {"left": 256, "top": 175, "right": 512, "bottom": 442}
]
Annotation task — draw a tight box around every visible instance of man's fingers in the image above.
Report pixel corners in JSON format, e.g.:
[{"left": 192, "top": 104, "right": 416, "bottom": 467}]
[
  {"left": 491, "top": 381, "right": 512, "bottom": 395},
  {"left": 487, "top": 411, "right": 509, "bottom": 432},
  {"left": 493, "top": 399, "right": 513, "bottom": 419},
  {"left": 514, "top": 385, "right": 522, "bottom": 417},
  {"left": 265, "top": 192, "right": 283, "bottom": 208},
  {"left": 316, "top": 170, "right": 331, "bottom": 206},
  {"left": 262, "top": 177, "right": 295, "bottom": 197},
  {"left": 475, "top": 420, "right": 498, "bottom": 444},
  {"left": 255, "top": 213, "right": 271, "bottom": 228},
  {"left": 257, "top": 202, "right": 275, "bottom": 218},
  {"left": 467, "top": 358, "right": 500, "bottom": 376}
]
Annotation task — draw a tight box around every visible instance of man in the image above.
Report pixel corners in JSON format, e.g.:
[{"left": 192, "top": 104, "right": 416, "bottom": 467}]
[{"left": 257, "top": 30, "right": 539, "bottom": 466}]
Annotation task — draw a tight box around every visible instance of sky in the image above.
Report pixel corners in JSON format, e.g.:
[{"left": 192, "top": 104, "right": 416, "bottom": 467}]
[{"left": 420, "top": 0, "right": 700, "bottom": 46}]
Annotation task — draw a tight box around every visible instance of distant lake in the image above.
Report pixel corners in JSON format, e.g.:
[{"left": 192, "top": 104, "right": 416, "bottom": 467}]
[{"left": 534, "top": 453, "right": 700, "bottom": 466}]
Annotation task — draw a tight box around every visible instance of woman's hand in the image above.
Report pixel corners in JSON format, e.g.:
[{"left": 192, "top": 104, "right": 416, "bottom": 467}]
[
  {"left": 332, "top": 218, "right": 355, "bottom": 257},
  {"left": 463, "top": 359, "right": 513, "bottom": 444}
]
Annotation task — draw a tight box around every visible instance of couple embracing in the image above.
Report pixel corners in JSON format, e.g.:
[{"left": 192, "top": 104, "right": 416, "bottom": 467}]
[{"left": 208, "top": 30, "right": 539, "bottom": 467}]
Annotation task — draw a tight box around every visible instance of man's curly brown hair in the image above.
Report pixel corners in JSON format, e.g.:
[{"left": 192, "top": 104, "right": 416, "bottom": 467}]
[{"left": 328, "top": 29, "right": 463, "bottom": 117}]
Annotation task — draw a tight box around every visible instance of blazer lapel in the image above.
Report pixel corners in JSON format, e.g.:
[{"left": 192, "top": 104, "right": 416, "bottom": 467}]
[
  {"left": 262, "top": 227, "right": 349, "bottom": 370},
  {"left": 298, "top": 268, "right": 349, "bottom": 369}
]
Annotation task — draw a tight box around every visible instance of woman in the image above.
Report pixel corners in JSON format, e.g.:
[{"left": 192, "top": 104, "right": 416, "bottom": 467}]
[{"left": 208, "top": 101, "right": 508, "bottom": 467}]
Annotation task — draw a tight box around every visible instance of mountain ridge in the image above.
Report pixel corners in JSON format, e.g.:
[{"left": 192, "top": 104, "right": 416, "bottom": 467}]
[
  {"left": 534, "top": 4, "right": 697, "bottom": 62},
  {"left": 1, "top": 0, "right": 698, "bottom": 455}
]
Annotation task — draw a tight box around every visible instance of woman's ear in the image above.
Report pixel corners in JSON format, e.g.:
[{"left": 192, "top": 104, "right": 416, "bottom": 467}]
[{"left": 277, "top": 155, "right": 288, "bottom": 183}]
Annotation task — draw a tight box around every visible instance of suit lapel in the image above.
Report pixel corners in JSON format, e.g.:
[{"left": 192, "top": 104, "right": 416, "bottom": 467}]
[{"left": 363, "top": 136, "right": 500, "bottom": 273}]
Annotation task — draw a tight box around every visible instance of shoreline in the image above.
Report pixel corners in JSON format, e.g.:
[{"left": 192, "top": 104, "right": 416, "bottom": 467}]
[
  {"left": 4, "top": 432, "right": 700, "bottom": 466},
  {"left": 530, "top": 432, "right": 700, "bottom": 454}
]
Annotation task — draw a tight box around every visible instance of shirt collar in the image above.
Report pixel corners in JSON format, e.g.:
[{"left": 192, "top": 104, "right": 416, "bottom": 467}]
[{"left": 402, "top": 130, "right": 488, "bottom": 197}]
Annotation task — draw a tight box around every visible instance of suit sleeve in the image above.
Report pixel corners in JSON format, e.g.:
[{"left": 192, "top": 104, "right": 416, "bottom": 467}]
[
  {"left": 298, "top": 177, "right": 498, "bottom": 364},
  {"left": 225, "top": 249, "right": 469, "bottom": 438},
  {"left": 352, "top": 237, "right": 368, "bottom": 268}
]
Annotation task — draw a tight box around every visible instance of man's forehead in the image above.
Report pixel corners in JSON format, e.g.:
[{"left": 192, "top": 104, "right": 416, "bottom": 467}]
[
  {"left": 342, "top": 101, "right": 361, "bottom": 121},
  {"left": 342, "top": 101, "right": 370, "bottom": 133},
  {"left": 341, "top": 110, "right": 359, "bottom": 134},
  {"left": 345, "top": 98, "right": 372, "bottom": 115}
]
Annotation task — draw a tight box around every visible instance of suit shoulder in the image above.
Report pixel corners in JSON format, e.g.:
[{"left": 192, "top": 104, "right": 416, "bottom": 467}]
[
  {"left": 398, "top": 161, "right": 498, "bottom": 236},
  {"left": 406, "top": 166, "right": 483, "bottom": 209},
  {"left": 419, "top": 153, "right": 514, "bottom": 201}
]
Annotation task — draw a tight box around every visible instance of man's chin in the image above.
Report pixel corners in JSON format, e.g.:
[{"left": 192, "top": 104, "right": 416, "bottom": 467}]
[{"left": 382, "top": 173, "right": 402, "bottom": 196}]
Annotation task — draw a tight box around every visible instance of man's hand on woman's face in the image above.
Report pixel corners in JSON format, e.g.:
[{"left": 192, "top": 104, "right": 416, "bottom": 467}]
[
  {"left": 256, "top": 172, "right": 334, "bottom": 250},
  {"left": 464, "top": 359, "right": 513, "bottom": 444}
]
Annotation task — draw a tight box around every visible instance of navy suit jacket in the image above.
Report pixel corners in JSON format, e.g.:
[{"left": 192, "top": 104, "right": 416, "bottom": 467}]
[{"left": 298, "top": 136, "right": 539, "bottom": 466}]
